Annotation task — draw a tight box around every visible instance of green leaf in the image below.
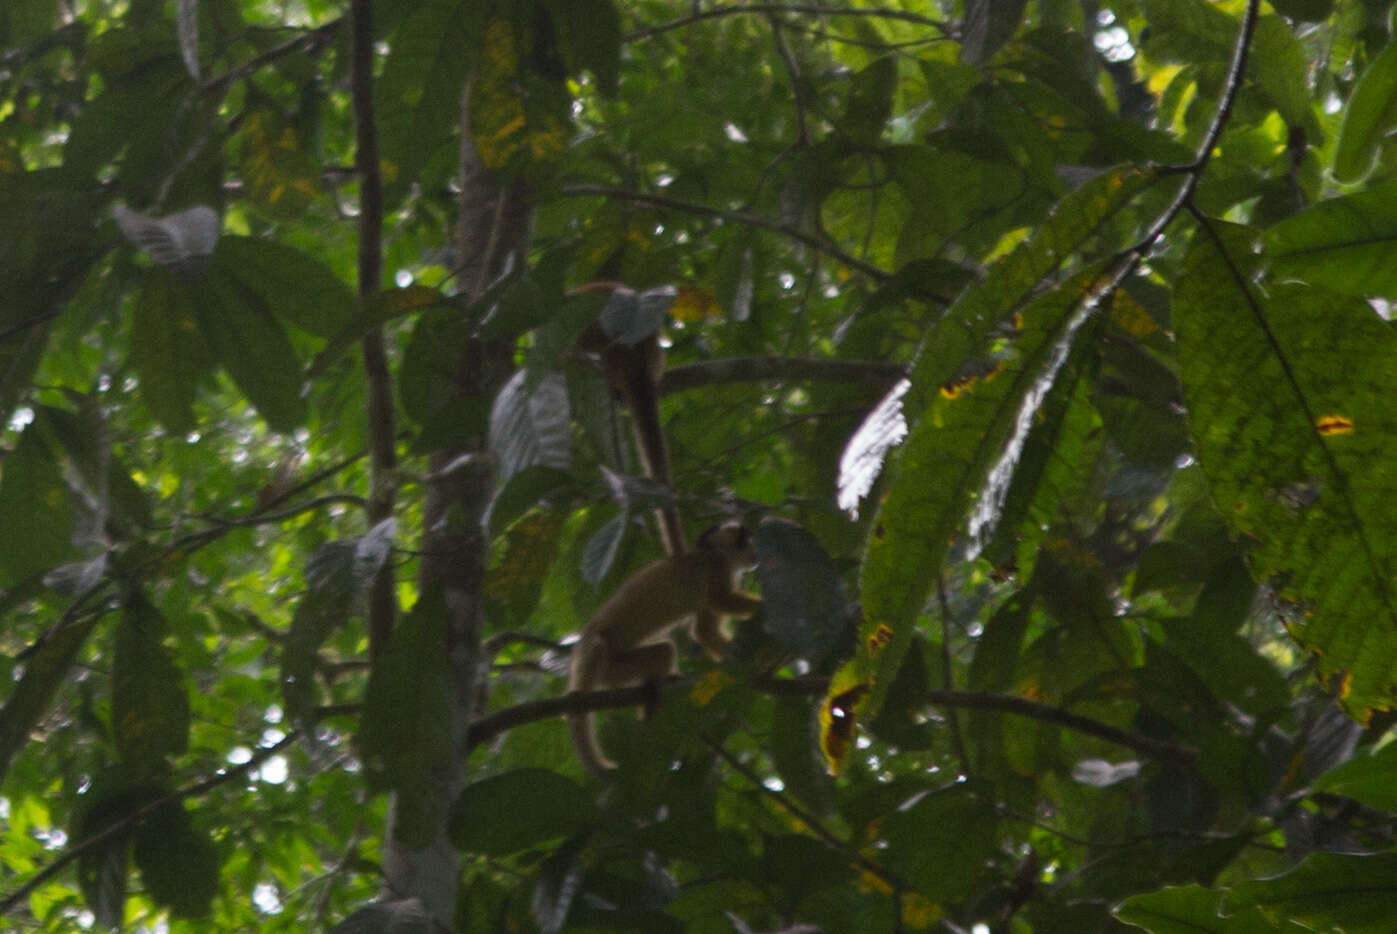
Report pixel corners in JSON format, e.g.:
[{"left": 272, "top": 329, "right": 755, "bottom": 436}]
[
  {"left": 449, "top": 768, "right": 595, "bottom": 854},
  {"left": 1223, "top": 852, "right": 1397, "bottom": 933},
  {"left": 488, "top": 465, "right": 576, "bottom": 541},
  {"left": 835, "top": 171, "right": 1156, "bottom": 737},
  {"left": 1266, "top": 181, "right": 1397, "bottom": 296},
  {"left": 1139, "top": 0, "right": 1234, "bottom": 61},
  {"left": 0, "top": 422, "right": 74, "bottom": 584},
  {"left": 1334, "top": 43, "right": 1397, "bottom": 183},
  {"left": 0, "top": 610, "right": 101, "bottom": 786},
  {"left": 74, "top": 774, "right": 162, "bottom": 928},
  {"left": 888, "top": 146, "right": 1025, "bottom": 245},
  {"left": 1191, "top": 555, "right": 1256, "bottom": 633},
  {"left": 547, "top": 0, "right": 621, "bottom": 96},
  {"left": 847, "top": 255, "right": 1122, "bottom": 726},
  {"left": 283, "top": 528, "right": 394, "bottom": 722},
  {"left": 132, "top": 800, "right": 219, "bottom": 918},
  {"left": 1268, "top": 0, "right": 1332, "bottom": 21},
  {"left": 281, "top": 540, "right": 358, "bottom": 722},
  {"left": 484, "top": 511, "right": 565, "bottom": 630},
  {"left": 191, "top": 268, "right": 307, "bottom": 432},
  {"left": 1248, "top": 16, "right": 1322, "bottom": 140},
  {"left": 65, "top": 57, "right": 188, "bottom": 198},
  {"left": 476, "top": 275, "right": 547, "bottom": 341},
  {"left": 311, "top": 284, "right": 449, "bottom": 381},
  {"left": 34, "top": 405, "right": 153, "bottom": 532},
  {"left": 358, "top": 589, "right": 454, "bottom": 847},
  {"left": 841, "top": 57, "right": 896, "bottom": 143},
  {"left": 1176, "top": 225, "right": 1397, "bottom": 715},
  {"left": 129, "top": 271, "right": 211, "bottom": 433},
  {"left": 769, "top": 695, "right": 832, "bottom": 810},
  {"left": 1313, "top": 740, "right": 1397, "bottom": 810},
  {"left": 113, "top": 596, "right": 190, "bottom": 769},
  {"left": 377, "top": 0, "right": 482, "bottom": 204},
  {"left": 214, "top": 236, "right": 355, "bottom": 338},
  {"left": 1116, "top": 884, "right": 1308, "bottom": 933},
  {"left": 400, "top": 305, "right": 471, "bottom": 425},
  {"left": 962, "top": 0, "right": 1028, "bottom": 64},
  {"left": 1, "top": 0, "right": 58, "bottom": 44},
  {"left": 881, "top": 783, "right": 998, "bottom": 900},
  {"left": 753, "top": 518, "right": 847, "bottom": 664}
]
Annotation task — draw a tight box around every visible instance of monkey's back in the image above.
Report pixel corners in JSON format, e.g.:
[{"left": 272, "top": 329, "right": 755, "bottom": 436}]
[{"left": 587, "top": 553, "right": 716, "bottom": 650}]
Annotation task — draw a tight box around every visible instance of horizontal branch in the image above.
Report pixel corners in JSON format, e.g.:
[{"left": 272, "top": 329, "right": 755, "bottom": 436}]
[
  {"left": 922, "top": 690, "right": 1196, "bottom": 764},
  {"left": 467, "top": 680, "right": 676, "bottom": 749},
  {"left": 469, "top": 675, "right": 1196, "bottom": 765}
]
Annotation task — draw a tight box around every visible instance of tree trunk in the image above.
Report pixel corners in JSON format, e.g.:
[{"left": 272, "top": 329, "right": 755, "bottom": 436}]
[{"left": 378, "top": 74, "right": 532, "bottom": 926}]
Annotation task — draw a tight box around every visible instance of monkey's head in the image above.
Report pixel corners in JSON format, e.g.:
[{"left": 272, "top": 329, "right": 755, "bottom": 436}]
[{"left": 697, "top": 521, "right": 757, "bottom": 571}]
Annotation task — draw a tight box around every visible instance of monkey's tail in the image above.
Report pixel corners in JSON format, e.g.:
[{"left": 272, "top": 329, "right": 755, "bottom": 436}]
[
  {"left": 623, "top": 345, "right": 686, "bottom": 557},
  {"left": 568, "top": 635, "right": 615, "bottom": 777}
]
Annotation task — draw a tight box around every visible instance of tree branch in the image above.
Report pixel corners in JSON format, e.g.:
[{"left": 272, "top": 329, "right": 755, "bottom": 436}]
[
  {"left": 349, "top": 0, "right": 398, "bottom": 658},
  {"left": 562, "top": 184, "right": 891, "bottom": 282},
  {"left": 702, "top": 733, "right": 911, "bottom": 894},
  {"left": 0, "top": 733, "right": 299, "bottom": 917},
  {"left": 467, "top": 674, "right": 1197, "bottom": 764},
  {"left": 626, "top": 4, "right": 949, "bottom": 41},
  {"left": 200, "top": 21, "right": 342, "bottom": 95}
]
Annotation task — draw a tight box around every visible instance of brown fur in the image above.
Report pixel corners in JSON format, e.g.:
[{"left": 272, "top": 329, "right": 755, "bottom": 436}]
[{"left": 567, "top": 523, "right": 761, "bottom": 776}]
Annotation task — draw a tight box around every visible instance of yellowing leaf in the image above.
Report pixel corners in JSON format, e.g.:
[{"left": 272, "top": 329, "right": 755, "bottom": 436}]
[{"left": 671, "top": 287, "right": 719, "bottom": 323}]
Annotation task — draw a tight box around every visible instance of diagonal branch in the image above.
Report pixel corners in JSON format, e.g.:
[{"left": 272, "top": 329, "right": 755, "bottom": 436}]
[
  {"left": 626, "top": 4, "right": 949, "bottom": 41},
  {"left": 0, "top": 733, "right": 298, "bottom": 917},
  {"left": 562, "top": 184, "right": 891, "bottom": 282}
]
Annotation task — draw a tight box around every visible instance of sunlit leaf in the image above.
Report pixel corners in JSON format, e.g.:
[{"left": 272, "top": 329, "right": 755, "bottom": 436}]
[
  {"left": 1266, "top": 181, "right": 1397, "bottom": 296},
  {"left": 1176, "top": 225, "right": 1397, "bottom": 715},
  {"left": 1334, "top": 43, "right": 1397, "bottom": 183}
]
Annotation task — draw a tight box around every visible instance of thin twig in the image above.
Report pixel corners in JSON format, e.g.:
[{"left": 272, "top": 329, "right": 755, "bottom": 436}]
[
  {"left": 1132, "top": 0, "right": 1261, "bottom": 255},
  {"left": 200, "top": 21, "right": 342, "bottom": 95},
  {"left": 195, "top": 493, "right": 367, "bottom": 529},
  {"left": 703, "top": 733, "right": 910, "bottom": 892},
  {"left": 562, "top": 184, "right": 891, "bottom": 282},
  {"left": 0, "top": 733, "right": 298, "bottom": 916},
  {"left": 627, "top": 4, "right": 948, "bottom": 41}
]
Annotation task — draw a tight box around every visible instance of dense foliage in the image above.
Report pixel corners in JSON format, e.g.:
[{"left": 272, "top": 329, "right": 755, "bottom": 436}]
[{"left": 6, "top": 0, "right": 1397, "bottom": 931}]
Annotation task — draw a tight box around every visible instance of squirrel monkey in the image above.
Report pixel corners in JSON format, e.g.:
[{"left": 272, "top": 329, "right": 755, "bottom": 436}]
[{"left": 568, "top": 522, "right": 762, "bottom": 776}]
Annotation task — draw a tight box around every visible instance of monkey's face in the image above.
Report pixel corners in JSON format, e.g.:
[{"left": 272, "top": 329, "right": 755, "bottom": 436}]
[{"left": 700, "top": 522, "right": 757, "bottom": 570}]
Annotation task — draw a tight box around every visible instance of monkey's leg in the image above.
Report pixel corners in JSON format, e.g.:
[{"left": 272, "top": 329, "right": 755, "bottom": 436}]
[{"left": 605, "top": 640, "right": 676, "bottom": 720}]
